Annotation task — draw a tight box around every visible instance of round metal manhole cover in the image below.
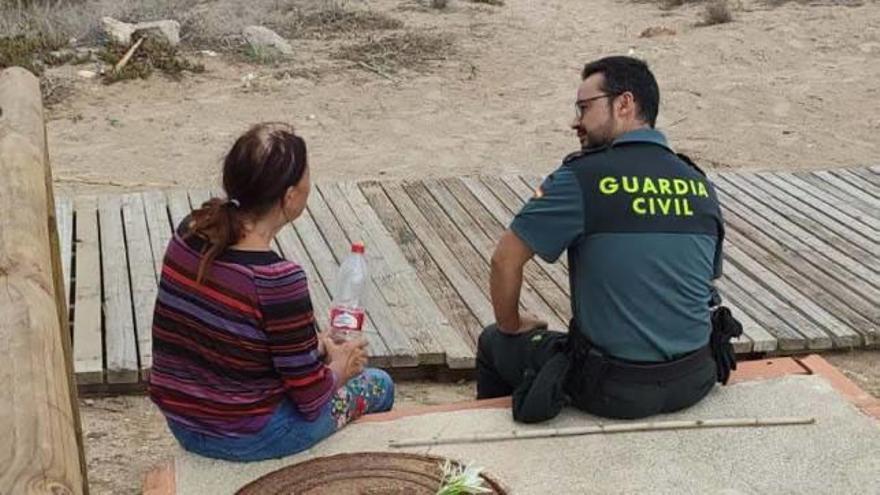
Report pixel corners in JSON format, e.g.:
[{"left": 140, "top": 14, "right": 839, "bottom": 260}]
[{"left": 236, "top": 452, "right": 508, "bottom": 495}]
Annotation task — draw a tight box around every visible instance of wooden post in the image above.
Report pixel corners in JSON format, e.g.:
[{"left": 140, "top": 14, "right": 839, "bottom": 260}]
[{"left": 0, "top": 67, "right": 88, "bottom": 494}]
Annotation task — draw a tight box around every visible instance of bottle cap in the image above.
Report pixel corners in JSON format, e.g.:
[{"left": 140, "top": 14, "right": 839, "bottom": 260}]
[{"left": 351, "top": 242, "right": 365, "bottom": 254}]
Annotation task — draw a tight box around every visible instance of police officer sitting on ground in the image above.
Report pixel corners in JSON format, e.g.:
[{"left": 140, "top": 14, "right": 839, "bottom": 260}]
[{"left": 477, "top": 56, "right": 740, "bottom": 423}]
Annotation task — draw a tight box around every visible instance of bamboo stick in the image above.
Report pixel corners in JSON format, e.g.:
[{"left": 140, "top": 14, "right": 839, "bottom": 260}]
[{"left": 389, "top": 416, "right": 816, "bottom": 449}]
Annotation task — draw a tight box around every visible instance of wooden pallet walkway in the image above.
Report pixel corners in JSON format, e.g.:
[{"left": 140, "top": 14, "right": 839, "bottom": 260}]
[{"left": 56, "top": 167, "right": 880, "bottom": 391}]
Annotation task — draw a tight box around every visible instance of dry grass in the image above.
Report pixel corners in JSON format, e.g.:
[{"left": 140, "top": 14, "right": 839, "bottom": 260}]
[
  {"left": 700, "top": 0, "right": 733, "bottom": 25},
  {"left": 333, "top": 31, "right": 454, "bottom": 74},
  {"left": 278, "top": 6, "right": 404, "bottom": 38},
  {"left": 99, "top": 36, "right": 204, "bottom": 84}
]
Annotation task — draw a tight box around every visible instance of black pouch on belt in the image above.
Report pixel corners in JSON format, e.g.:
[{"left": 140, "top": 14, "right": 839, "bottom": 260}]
[{"left": 710, "top": 306, "right": 744, "bottom": 385}]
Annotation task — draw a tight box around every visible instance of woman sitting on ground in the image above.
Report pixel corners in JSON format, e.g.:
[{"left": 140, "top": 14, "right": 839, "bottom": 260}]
[{"left": 149, "top": 122, "right": 394, "bottom": 462}]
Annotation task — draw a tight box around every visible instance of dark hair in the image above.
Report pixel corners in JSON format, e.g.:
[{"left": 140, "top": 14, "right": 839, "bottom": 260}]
[
  {"left": 188, "top": 122, "right": 308, "bottom": 283},
  {"left": 581, "top": 56, "right": 660, "bottom": 127}
]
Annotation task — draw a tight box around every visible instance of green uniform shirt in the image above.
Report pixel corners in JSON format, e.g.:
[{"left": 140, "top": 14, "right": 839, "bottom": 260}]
[{"left": 511, "top": 129, "right": 724, "bottom": 362}]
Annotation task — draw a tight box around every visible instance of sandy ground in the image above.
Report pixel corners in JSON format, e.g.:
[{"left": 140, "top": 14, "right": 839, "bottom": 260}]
[
  {"left": 45, "top": 0, "right": 879, "bottom": 492},
  {"left": 45, "top": 0, "right": 880, "bottom": 197},
  {"left": 80, "top": 352, "right": 880, "bottom": 494}
]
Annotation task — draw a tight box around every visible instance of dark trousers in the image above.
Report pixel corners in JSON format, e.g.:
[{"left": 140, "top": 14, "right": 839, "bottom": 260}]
[{"left": 476, "top": 324, "right": 717, "bottom": 420}]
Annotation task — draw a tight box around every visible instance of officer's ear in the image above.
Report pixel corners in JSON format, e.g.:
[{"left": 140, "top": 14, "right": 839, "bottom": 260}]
[{"left": 614, "top": 91, "right": 638, "bottom": 122}]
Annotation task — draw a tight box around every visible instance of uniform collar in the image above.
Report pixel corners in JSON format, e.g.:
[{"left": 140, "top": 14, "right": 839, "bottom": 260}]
[{"left": 610, "top": 128, "right": 671, "bottom": 151}]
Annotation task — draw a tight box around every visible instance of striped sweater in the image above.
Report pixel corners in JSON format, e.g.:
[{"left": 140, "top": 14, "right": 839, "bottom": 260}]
[{"left": 149, "top": 222, "right": 336, "bottom": 437}]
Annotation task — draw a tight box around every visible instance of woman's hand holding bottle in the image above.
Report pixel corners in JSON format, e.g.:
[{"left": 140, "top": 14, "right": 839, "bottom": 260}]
[{"left": 325, "top": 337, "right": 368, "bottom": 384}]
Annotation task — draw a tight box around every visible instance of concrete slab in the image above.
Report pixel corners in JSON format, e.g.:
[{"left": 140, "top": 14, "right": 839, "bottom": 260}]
[{"left": 173, "top": 374, "right": 880, "bottom": 494}]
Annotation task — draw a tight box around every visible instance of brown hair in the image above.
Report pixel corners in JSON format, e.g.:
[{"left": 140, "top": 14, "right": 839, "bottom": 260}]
[{"left": 187, "top": 122, "right": 308, "bottom": 283}]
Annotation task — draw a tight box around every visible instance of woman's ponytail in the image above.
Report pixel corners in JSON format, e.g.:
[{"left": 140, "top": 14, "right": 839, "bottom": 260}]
[{"left": 187, "top": 198, "right": 245, "bottom": 284}]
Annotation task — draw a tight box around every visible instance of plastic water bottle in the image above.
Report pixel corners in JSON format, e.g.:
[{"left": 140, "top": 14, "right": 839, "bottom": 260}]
[{"left": 329, "top": 242, "right": 367, "bottom": 343}]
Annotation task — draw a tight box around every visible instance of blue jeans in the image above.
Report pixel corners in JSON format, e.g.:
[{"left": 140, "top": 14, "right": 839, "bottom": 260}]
[{"left": 167, "top": 368, "right": 395, "bottom": 462}]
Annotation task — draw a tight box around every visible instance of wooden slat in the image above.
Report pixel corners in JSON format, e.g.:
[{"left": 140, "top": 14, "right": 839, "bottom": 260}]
[
  {"left": 121, "top": 193, "right": 158, "bottom": 377},
  {"left": 56, "top": 196, "right": 73, "bottom": 305},
  {"left": 472, "top": 175, "right": 572, "bottom": 296},
  {"left": 759, "top": 172, "right": 880, "bottom": 242},
  {"left": 731, "top": 173, "right": 879, "bottom": 262},
  {"left": 714, "top": 175, "right": 880, "bottom": 293},
  {"left": 382, "top": 181, "right": 495, "bottom": 331},
  {"left": 98, "top": 195, "right": 139, "bottom": 383},
  {"left": 323, "top": 181, "right": 474, "bottom": 369},
  {"left": 725, "top": 243, "right": 860, "bottom": 348},
  {"left": 441, "top": 177, "right": 572, "bottom": 326},
  {"left": 401, "top": 180, "right": 508, "bottom": 322},
  {"left": 361, "top": 180, "right": 482, "bottom": 347},
  {"left": 142, "top": 190, "right": 173, "bottom": 279},
  {"left": 715, "top": 274, "right": 807, "bottom": 351},
  {"left": 72, "top": 196, "right": 103, "bottom": 384},
  {"left": 306, "top": 189, "right": 418, "bottom": 367},
  {"left": 718, "top": 190, "right": 880, "bottom": 325},
  {"left": 421, "top": 178, "right": 568, "bottom": 331},
  {"left": 723, "top": 298, "right": 776, "bottom": 353},
  {"left": 830, "top": 169, "right": 880, "bottom": 198},
  {"left": 846, "top": 167, "right": 880, "bottom": 192},
  {"left": 723, "top": 210, "right": 878, "bottom": 345},
  {"left": 801, "top": 170, "right": 879, "bottom": 215},
  {"left": 165, "top": 189, "right": 192, "bottom": 228},
  {"left": 274, "top": 222, "right": 394, "bottom": 368},
  {"left": 723, "top": 259, "right": 831, "bottom": 349}
]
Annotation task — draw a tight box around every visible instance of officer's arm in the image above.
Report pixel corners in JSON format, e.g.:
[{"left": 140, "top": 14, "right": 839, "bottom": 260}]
[{"left": 490, "top": 229, "right": 534, "bottom": 333}]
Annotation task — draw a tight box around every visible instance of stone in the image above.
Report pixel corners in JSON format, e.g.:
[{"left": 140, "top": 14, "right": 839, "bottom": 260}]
[
  {"left": 136, "top": 20, "right": 181, "bottom": 47},
  {"left": 102, "top": 17, "right": 181, "bottom": 47},
  {"left": 76, "top": 70, "right": 98, "bottom": 79},
  {"left": 102, "top": 16, "right": 135, "bottom": 45},
  {"left": 242, "top": 26, "right": 294, "bottom": 56}
]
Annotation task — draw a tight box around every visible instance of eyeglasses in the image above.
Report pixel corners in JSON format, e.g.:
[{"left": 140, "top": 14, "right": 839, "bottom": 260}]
[{"left": 574, "top": 93, "right": 617, "bottom": 119}]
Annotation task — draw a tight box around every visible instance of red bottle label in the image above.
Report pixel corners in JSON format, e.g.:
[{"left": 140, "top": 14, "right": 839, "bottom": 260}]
[{"left": 329, "top": 307, "right": 365, "bottom": 331}]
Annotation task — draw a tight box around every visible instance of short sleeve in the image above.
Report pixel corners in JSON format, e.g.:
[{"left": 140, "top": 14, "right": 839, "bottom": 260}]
[{"left": 510, "top": 166, "right": 585, "bottom": 263}]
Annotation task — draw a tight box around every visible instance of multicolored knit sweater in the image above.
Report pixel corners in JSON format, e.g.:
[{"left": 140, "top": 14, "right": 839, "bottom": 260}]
[{"left": 149, "top": 223, "right": 336, "bottom": 437}]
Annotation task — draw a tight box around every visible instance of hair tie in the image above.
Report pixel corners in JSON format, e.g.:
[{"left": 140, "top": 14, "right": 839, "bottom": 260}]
[{"left": 227, "top": 198, "right": 241, "bottom": 208}]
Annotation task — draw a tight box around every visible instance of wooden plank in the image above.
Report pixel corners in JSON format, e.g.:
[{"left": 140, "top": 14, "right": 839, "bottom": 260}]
[
  {"left": 121, "top": 193, "right": 158, "bottom": 377},
  {"left": 361, "top": 180, "right": 483, "bottom": 347},
  {"left": 274, "top": 222, "right": 394, "bottom": 368},
  {"left": 725, "top": 243, "right": 860, "bottom": 348},
  {"left": 72, "top": 196, "right": 103, "bottom": 384},
  {"left": 722, "top": 259, "right": 831, "bottom": 349},
  {"left": 98, "top": 194, "right": 139, "bottom": 384},
  {"left": 324, "top": 181, "right": 474, "bottom": 369},
  {"left": 759, "top": 172, "right": 880, "bottom": 242},
  {"left": 731, "top": 172, "right": 879, "bottom": 261},
  {"left": 723, "top": 212, "right": 878, "bottom": 345},
  {"left": 421, "top": 179, "right": 568, "bottom": 331},
  {"left": 801, "top": 170, "right": 879, "bottom": 215},
  {"left": 165, "top": 189, "right": 192, "bottom": 228},
  {"left": 830, "top": 169, "right": 880, "bottom": 199},
  {"left": 142, "top": 190, "right": 173, "bottom": 279},
  {"left": 56, "top": 195, "right": 74, "bottom": 306},
  {"left": 713, "top": 174, "right": 880, "bottom": 292},
  {"left": 471, "top": 175, "right": 571, "bottom": 297},
  {"left": 723, "top": 298, "right": 777, "bottom": 353},
  {"left": 306, "top": 189, "right": 418, "bottom": 367},
  {"left": 714, "top": 274, "right": 807, "bottom": 351},
  {"left": 401, "top": 180, "right": 507, "bottom": 321},
  {"left": 846, "top": 167, "right": 880, "bottom": 191},
  {"left": 382, "top": 181, "right": 496, "bottom": 331},
  {"left": 718, "top": 191, "right": 880, "bottom": 326},
  {"left": 441, "top": 177, "right": 572, "bottom": 325}
]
